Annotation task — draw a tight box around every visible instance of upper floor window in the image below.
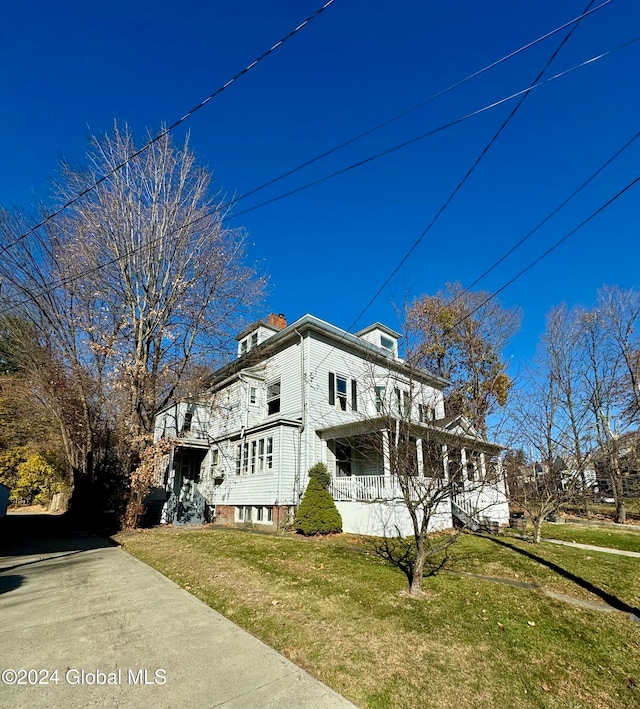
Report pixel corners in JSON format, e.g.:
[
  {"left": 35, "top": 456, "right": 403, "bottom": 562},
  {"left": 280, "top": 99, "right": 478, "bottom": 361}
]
[
  {"left": 381, "top": 335, "right": 394, "bottom": 351},
  {"left": 249, "top": 386, "right": 258, "bottom": 405},
  {"left": 181, "top": 411, "right": 193, "bottom": 433},
  {"left": 240, "top": 339, "right": 248, "bottom": 355},
  {"left": 418, "top": 404, "right": 436, "bottom": 423},
  {"left": 267, "top": 380, "right": 281, "bottom": 415},
  {"left": 394, "top": 388, "right": 411, "bottom": 417},
  {"left": 251, "top": 332, "right": 258, "bottom": 348},
  {"left": 329, "top": 373, "right": 357, "bottom": 412},
  {"left": 375, "top": 386, "right": 385, "bottom": 413}
]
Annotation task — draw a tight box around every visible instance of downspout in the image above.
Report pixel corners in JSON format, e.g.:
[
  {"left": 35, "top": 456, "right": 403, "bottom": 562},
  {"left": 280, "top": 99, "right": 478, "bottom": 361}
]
[{"left": 294, "top": 329, "right": 306, "bottom": 507}]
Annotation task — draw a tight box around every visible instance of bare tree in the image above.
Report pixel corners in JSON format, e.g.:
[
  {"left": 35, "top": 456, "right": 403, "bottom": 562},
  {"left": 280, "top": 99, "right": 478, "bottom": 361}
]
[{"left": 0, "top": 123, "right": 264, "bottom": 521}]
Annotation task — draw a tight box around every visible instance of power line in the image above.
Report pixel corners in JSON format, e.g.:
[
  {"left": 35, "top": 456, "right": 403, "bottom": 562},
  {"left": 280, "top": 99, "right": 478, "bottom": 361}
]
[
  {"left": 450, "top": 173, "right": 640, "bottom": 331},
  {"left": 349, "top": 0, "right": 600, "bottom": 332},
  {"left": 230, "top": 39, "right": 637, "bottom": 221},
  {"left": 0, "top": 0, "right": 337, "bottom": 258},
  {"left": 210, "top": 0, "right": 615, "bottom": 217},
  {"left": 1, "top": 38, "right": 633, "bottom": 319},
  {"left": 449, "top": 129, "right": 640, "bottom": 307},
  {"left": 0, "top": 0, "right": 614, "bottom": 260},
  {"left": 303, "top": 1, "right": 623, "bottom": 382}
]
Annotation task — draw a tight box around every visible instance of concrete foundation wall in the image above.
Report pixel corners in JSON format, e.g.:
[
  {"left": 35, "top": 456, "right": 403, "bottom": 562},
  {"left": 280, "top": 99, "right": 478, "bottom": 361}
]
[{"left": 335, "top": 499, "right": 452, "bottom": 538}]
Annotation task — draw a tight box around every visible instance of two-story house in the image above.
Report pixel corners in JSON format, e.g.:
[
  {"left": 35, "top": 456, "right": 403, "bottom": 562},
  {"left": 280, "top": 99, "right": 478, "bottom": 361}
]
[{"left": 153, "top": 313, "right": 509, "bottom": 535}]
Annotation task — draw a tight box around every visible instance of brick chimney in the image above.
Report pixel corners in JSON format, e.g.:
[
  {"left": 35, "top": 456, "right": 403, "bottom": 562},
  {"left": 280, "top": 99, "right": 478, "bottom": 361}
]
[{"left": 267, "top": 313, "right": 287, "bottom": 330}]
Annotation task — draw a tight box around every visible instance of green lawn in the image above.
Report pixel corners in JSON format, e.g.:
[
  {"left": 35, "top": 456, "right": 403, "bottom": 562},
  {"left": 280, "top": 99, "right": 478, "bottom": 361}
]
[
  {"left": 540, "top": 522, "right": 640, "bottom": 553},
  {"left": 117, "top": 527, "right": 640, "bottom": 709}
]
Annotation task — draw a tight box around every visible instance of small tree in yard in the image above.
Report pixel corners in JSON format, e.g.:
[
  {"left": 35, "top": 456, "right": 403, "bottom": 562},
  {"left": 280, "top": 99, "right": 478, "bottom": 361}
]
[{"left": 295, "top": 462, "right": 342, "bottom": 536}]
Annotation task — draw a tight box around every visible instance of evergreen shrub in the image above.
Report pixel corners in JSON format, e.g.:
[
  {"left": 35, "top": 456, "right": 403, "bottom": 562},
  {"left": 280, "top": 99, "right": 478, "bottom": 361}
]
[{"left": 295, "top": 462, "right": 342, "bottom": 536}]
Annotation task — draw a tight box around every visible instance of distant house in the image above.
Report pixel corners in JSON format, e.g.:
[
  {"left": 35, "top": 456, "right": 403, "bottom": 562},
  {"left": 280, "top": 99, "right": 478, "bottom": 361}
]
[{"left": 153, "top": 314, "right": 509, "bottom": 536}]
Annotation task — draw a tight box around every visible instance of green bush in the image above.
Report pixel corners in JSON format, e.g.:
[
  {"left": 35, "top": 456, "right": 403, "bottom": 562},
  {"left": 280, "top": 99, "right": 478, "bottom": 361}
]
[
  {"left": 308, "top": 461, "right": 331, "bottom": 487},
  {"left": 295, "top": 463, "right": 342, "bottom": 536}
]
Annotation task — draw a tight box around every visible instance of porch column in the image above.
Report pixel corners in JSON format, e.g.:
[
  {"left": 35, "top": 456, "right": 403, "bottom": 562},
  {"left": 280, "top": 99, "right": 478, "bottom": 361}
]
[
  {"left": 382, "top": 428, "right": 391, "bottom": 478},
  {"left": 321, "top": 438, "right": 328, "bottom": 465},
  {"left": 416, "top": 438, "right": 424, "bottom": 477},
  {"left": 460, "top": 447, "right": 468, "bottom": 487},
  {"left": 479, "top": 451, "right": 486, "bottom": 480},
  {"left": 442, "top": 444, "right": 449, "bottom": 481}
]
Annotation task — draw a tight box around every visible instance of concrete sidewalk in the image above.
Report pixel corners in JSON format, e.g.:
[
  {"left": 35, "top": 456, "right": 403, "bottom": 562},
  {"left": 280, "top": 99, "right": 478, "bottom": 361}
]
[
  {"left": 544, "top": 538, "right": 640, "bottom": 557},
  {"left": 0, "top": 515, "right": 357, "bottom": 709}
]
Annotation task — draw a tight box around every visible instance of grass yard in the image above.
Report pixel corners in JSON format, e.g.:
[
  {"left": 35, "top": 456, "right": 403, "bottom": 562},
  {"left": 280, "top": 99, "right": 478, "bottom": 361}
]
[
  {"left": 116, "top": 527, "right": 640, "bottom": 709},
  {"left": 539, "top": 522, "right": 640, "bottom": 553}
]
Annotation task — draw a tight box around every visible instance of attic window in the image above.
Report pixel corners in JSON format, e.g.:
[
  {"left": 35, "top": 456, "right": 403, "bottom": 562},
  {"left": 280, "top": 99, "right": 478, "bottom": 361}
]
[
  {"left": 381, "top": 335, "right": 394, "bottom": 351},
  {"left": 251, "top": 333, "right": 258, "bottom": 348}
]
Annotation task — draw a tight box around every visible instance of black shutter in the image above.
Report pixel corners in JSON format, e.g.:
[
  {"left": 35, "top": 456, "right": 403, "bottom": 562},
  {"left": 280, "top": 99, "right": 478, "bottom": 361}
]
[
  {"left": 351, "top": 379, "right": 357, "bottom": 411},
  {"left": 328, "top": 372, "right": 335, "bottom": 405}
]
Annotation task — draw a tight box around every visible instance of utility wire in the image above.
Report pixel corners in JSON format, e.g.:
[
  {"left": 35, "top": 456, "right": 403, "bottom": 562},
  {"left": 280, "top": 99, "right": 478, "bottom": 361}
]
[
  {"left": 211, "top": 0, "right": 615, "bottom": 216},
  {"left": 0, "top": 39, "right": 633, "bottom": 318},
  {"left": 449, "top": 173, "right": 640, "bottom": 331},
  {"left": 349, "top": 0, "right": 600, "bottom": 332},
  {"left": 230, "top": 38, "right": 637, "bottom": 221},
  {"left": 450, "top": 129, "right": 640, "bottom": 306},
  {"left": 0, "top": 0, "right": 336, "bottom": 258},
  {"left": 0, "top": 0, "right": 613, "bottom": 259}
]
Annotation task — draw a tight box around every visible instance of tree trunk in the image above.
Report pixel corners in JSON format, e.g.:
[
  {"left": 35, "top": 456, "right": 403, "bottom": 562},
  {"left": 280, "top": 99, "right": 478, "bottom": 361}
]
[
  {"left": 533, "top": 516, "right": 543, "bottom": 544},
  {"left": 409, "top": 539, "right": 427, "bottom": 595}
]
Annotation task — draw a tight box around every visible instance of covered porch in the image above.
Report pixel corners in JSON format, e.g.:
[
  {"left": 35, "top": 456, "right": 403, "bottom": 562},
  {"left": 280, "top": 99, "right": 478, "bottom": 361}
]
[{"left": 316, "top": 417, "right": 508, "bottom": 532}]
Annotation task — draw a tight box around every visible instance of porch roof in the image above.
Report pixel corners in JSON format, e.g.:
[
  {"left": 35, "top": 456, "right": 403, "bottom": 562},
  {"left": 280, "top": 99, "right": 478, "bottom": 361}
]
[{"left": 316, "top": 416, "right": 502, "bottom": 453}]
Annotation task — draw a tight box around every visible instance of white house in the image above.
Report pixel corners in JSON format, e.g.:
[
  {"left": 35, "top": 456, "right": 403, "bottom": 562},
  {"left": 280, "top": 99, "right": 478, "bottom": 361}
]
[{"left": 153, "top": 313, "right": 509, "bottom": 536}]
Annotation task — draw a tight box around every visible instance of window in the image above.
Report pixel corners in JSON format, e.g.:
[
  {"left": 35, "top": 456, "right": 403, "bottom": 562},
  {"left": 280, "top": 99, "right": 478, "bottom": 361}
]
[
  {"left": 251, "top": 333, "right": 258, "bottom": 348},
  {"left": 329, "top": 372, "right": 356, "bottom": 411},
  {"left": 181, "top": 411, "right": 193, "bottom": 433},
  {"left": 394, "top": 388, "right": 410, "bottom": 417},
  {"left": 418, "top": 404, "right": 435, "bottom": 423},
  {"left": 253, "top": 506, "right": 273, "bottom": 524},
  {"left": 266, "top": 437, "right": 273, "bottom": 469},
  {"left": 422, "top": 441, "right": 444, "bottom": 478},
  {"left": 249, "top": 386, "right": 258, "bottom": 405},
  {"left": 267, "top": 380, "right": 281, "bottom": 415},
  {"left": 233, "top": 436, "right": 274, "bottom": 475},
  {"left": 240, "top": 339, "right": 248, "bottom": 355},
  {"left": 335, "top": 441, "right": 352, "bottom": 476},
  {"left": 236, "top": 506, "right": 252, "bottom": 523},
  {"left": 210, "top": 449, "right": 220, "bottom": 475},
  {"left": 242, "top": 442, "right": 249, "bottom": 475},
  {"left": 381, "top": 335, "right": 394, "bottom": 351},
  {"left": 375, "top": 386, "right": 385, "bottom": 413},
  {"left": 336, "top": 375, "right": 348, "bottom": 411}
]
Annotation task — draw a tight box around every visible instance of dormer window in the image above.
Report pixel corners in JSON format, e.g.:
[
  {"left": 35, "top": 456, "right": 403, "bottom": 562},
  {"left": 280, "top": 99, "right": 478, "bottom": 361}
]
[
  {"left": 240, "top": 339, "right": 248, "bottom": 355},
  {"left": 251, "top": 332, "right": 258, "bottom": 348},
  {"left": 381, "top": 335, "right": 394, "bottom": 351}
]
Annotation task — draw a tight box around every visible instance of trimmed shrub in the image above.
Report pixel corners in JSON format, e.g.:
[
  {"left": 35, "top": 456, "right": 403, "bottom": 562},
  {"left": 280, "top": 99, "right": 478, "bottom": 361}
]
[
  {"left": 308, "top": 461, "right": 331, "bottom": 487},
  {"left": 295, "top": 463, "right": 342, "bottom": 536}
]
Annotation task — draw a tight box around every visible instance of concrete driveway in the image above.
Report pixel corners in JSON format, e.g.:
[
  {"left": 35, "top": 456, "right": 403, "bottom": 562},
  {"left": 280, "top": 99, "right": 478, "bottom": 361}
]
[{"left": 0, "top": 514, "right": 357, "bottom": 709}]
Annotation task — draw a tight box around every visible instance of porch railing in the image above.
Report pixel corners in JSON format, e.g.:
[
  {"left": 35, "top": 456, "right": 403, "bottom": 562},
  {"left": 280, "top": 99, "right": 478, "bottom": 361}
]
[{"left": 330, "top": 475, "right": 446, "bottom": 502}]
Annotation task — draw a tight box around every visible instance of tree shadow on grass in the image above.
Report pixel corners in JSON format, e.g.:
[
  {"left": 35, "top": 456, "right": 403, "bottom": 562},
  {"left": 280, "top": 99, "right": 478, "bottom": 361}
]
[{"left": 483, "top": 535, "right": 640, "bottom": 617}]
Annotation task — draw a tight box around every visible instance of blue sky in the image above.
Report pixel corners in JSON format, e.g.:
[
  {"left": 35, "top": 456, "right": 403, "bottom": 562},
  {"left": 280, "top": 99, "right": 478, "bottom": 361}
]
[{"left": 1, "top": 0, "right": 639, "bottom": 371}]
